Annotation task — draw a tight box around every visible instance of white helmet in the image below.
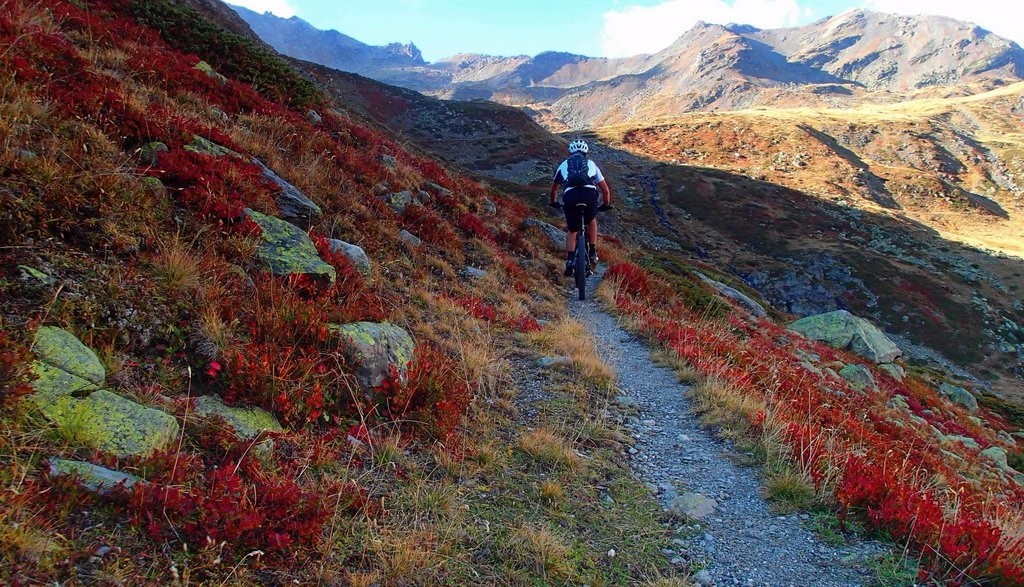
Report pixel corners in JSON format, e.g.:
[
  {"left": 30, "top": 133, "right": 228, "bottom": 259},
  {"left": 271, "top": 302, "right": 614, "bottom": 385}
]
[{"left": 568, "top": 139, "right": 589, "bottom": 154}]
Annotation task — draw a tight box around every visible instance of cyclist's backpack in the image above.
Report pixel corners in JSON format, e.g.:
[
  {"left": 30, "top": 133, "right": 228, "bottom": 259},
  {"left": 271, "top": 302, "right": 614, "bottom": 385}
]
[{"left": 564, "top": 153, "right": 593, "bottom": 188}]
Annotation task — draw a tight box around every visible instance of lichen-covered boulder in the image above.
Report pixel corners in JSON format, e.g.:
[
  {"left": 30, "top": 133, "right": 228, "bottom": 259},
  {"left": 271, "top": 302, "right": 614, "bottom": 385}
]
[
  {"left": 251, "top": 158, "right": 322, "bottom": 225},
  {"left": 245, "top": 209, "right": 335, "bottom": 285},
  {"left": 524, "top": 218, "right": 565, "bottom": 249},
  {"left": 878, "top": 363, "right": 905, "bottom": 381},
  {"left": 33, "top": 326, "right": 105, "bottom": 386},
  {"left": 47, "top": 458, "right": 143, "bottom": 496},
  {"left": 193, "top": 395, "right": 283, "bottom": 440},
  {"left": 44, "top": 390, "right": 178, "bottom": 458},
  {"left": 696, "top": 272, "right": 767, "bottom": 318},
  {"left": 788, "top": 310, "right": 902, "bottom": 364},
  {"left": 839, "top": 363, "right": 877, "bottom": 392},
  {"left": 194, "top": 60, "right": 227, "bottom": 84},
  {"left": 981, "top": 446, "right": 1017, "bottom": 473},
  {"left": 329, "top": 239, "right": 372, "bottom": 278},
  {"left": 185, "top": 135, "right": 241, "bottom": 158},
  {"left": 381, "top": 191, "right": 416, "bottom": 215},
  {"left": 29, "top": 361, "right": 99, "bottom": 404},
  {"left": 330, "top": 322, "right": 415, "bottom": 390},
  {"left": 939, "top": 382, "right": 979, "bottom": 413},
  {"left": 139, "top": 141, "right": 168, "bottom": 165}
]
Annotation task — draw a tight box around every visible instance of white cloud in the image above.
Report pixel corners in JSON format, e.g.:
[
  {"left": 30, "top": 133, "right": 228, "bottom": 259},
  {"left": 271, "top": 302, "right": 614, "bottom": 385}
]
[
  {"left": 861, "top": 0, "right": 1024, "bottom": 47},
  {"left": 227, "top": 0, "right": 297, "bottom": 18},
  {"left": 601, "top": 0, "right": 812, "bottom": 58}
]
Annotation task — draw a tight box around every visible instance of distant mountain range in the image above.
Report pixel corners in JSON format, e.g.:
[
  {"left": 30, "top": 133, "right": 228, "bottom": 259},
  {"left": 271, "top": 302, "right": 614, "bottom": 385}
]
[{"left": 229, "top": 4, "right": 1024, "bottom": 129}]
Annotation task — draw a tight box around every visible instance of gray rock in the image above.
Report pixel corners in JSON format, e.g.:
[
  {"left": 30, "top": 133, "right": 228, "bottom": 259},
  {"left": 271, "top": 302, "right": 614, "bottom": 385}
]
[
  {"left": 381, "top": 190, "right": 416, "bottom": 215},
  {"left": 981, "top": 446, "right": 1016, "bottom": 472},
  {"left": 878, "top": 362, "right": 906, "bottom": 381},
  {"left": 537, "top": 356, "right": 572, "bottom": 368},
  {"left": 138, "top": 141, "right": 168, "bottom": 165},
  {"left": 940, "top": 434, "right": 981, "bottom": 451},
  {"left": 379, "top": 154, "right": 398, "bottom": 169},
  {"left": 399, "top": 229, "right": 422, "bottom": 248},
  {"left": 524, "top": 217, "right": 565, "bottom": 249},
  {"left": 424, "top": 182, "right": 454, "bottom": 198},
  {"left": 694, "top": 569, "right": 714, "bottom": 586},
  {"left": 939, "top": 382, "right": 978, "bottom": 413},
  {"left": 244, "top": 209, "right": 335, "bottom": 285},
  {"left": 47, "top": 458, "right": 143, "bottom": 496},
  {"left": 482, "top": 197, "right": 497, "bottom": 215},
  {"left": 838, "top": 363, "right": 876, "bottom": 391},
  {"left": 416, "top": 190, "right": 431, "bottom": 204},
  {"left": 305, "top": 109, "right": 322, "bottom": 124},
  {"left": 668, "top": 492, "right": 718, "bottom": 520},
  {"left": 696, "top": 272, "right": 767, "bottom": 318},
  {"left": 251, "top": 158, "right": 321, "bottom": 225},
  {"left": 329, "top": 239, "right": 372, "bottom": 278},
  {"left": 789, "top": 310, "right": 902, "bottom": 364},
  {"left": 330, "top": 322, "right": 415, "bottom": 391},
  {"left": 461, "top": 266, "right": 488, "bottom": 279}
]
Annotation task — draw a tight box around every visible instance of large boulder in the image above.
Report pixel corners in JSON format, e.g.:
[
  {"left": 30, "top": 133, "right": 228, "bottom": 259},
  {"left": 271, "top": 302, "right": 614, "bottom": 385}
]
[
  {"left": 329, "top": 239, "right": 372, "bottom": 278},
  {"left": 193, "top": 395, "right": 283, "bottom": 440},
  {"left": 27, "top": 328, "right": 178, "bottom": 458},
  {"left": 245, "top": 209, "right": 336, "bottom": 285},
  {"left": 788, "top": 310, "right": 902, "bottom": 364},
  {"left": 696, "top": 273, "right": 767, "bottom": 318},
  {"left": 251, "top": 158, "right": 321, "bottom": 225},
  {"left": 939, "top": 382, "right": 979, "bottom": 412},
  {"left": 330, "top": 322, "right": 415, "bottom": 390},
  {"left": 839, "top": 363, "right": 877, "bottom": 392},
  {"left": 40, "top": 389, "right": 178, "bottom": 458},
  {"left": 524, "top": 218, "right": 565, "bottom": 249}
]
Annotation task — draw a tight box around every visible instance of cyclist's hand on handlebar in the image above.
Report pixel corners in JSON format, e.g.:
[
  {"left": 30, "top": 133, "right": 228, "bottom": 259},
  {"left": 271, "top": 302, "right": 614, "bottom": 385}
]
[
  {"left": 549, "top": 201, "right": 563, "bottom": 209},
  {"left": 598, "top": 203, "right": 613, "bottom": 212}
]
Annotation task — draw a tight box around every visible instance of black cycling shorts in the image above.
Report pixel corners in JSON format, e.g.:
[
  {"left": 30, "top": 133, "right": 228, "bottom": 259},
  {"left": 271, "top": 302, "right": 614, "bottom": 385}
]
[{"left": 562, "top": 187, "right": 599, "bottom": 232}]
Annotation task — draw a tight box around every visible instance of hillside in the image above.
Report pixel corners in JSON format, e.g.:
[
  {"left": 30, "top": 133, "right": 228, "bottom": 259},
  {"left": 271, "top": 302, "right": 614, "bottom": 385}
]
[
  {"left": 3, "top": 1, "right": 1024, "bottom": 585},
  {"left": 232, "top": 7, "right": 1024, "bottom": 129}
]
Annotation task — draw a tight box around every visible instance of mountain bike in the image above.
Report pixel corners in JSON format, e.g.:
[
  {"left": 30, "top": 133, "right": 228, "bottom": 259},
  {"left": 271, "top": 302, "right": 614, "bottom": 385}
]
[{"left": 563, "top": 202, "right": 611, "bottom": 301}]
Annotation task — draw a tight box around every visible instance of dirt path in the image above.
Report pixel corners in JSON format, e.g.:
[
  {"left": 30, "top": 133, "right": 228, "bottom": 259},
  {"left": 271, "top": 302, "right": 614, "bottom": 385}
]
[{"left": 568, "top": 268, "right": 886, "bottom": 587}]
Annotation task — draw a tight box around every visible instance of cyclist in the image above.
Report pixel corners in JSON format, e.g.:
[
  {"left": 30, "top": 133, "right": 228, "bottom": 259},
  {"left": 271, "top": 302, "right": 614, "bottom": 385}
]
[{"left": 548, "top": 139, "right": 612, "bottom": 276}]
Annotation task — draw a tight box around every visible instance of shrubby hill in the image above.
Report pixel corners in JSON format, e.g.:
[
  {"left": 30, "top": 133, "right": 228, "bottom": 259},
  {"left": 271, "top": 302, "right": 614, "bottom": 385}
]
[{"left": 2, "top": 1, "right": 1023, "bottom": 585}]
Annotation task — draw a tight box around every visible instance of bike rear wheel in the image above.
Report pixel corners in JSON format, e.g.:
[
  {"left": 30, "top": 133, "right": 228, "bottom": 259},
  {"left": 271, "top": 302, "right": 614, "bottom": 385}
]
[{"left": 574, "top": 228, "right": 588, "bottom": 300}]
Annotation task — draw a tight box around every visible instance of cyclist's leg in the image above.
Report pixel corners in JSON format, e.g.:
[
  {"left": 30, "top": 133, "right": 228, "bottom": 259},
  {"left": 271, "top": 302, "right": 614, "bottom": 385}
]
[
  {"left": 582, "top": 190, "right": 600, "bottom": 264},
  {"left": 563, "top": 190, "right": 584, "bottom": 274}
]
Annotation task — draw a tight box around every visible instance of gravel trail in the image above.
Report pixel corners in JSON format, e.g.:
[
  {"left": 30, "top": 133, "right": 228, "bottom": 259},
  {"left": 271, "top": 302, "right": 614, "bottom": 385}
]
[{"left": 567, "top": 268, "right": 884, "bottom": 587}]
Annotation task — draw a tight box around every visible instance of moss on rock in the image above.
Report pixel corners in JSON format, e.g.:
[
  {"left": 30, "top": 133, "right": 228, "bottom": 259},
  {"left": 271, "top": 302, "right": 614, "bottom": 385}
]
[
  {"left": 32, "top": 326, "right": 105, "bottom": 385},
  {"left": 329, "top": 322, "right": 415, "bottom": 389},
  {"left": 244, "top": 209, "right": 336, "bottom": 285},
  {"left": 193, "top": 395, "right": 283, "bottom": 440}
]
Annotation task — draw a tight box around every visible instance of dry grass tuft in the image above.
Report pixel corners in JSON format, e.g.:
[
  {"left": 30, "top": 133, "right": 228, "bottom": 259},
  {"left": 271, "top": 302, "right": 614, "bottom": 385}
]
[
  {"left": 649, "top": 347, "right": 699, "bottom": 384},
  {"left": 153, "top": 234, "right": 203, "bottom": 293},
  {"left": 509, "top": 522, "right": 570, "bottom": 578},
  {"left": 539, "top": 479, "right": 565, "bottom": 504},
  {"left": 689, "top": 377, "right": 764, "bottom": 441},
  {"left": 528, "top": 317, "right": 616, "bottom": 385},
  {"left": 518, "top": 427, "right": 582, "bottom": 470},
  {"left": 192, "top": 305, "right": 234, "bottom": 361}
]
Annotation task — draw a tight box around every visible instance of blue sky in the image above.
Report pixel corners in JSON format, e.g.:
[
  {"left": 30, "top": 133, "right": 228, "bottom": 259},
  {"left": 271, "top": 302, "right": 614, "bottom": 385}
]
[{"left": 227, "top": 0, "right": 1024, "bottom": 62}]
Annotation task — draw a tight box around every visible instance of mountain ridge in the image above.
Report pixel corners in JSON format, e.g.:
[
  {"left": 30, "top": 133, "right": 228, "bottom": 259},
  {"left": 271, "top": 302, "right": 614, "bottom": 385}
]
[{"left": 230, "top": 5, "right": 1024, "bottom": 129}]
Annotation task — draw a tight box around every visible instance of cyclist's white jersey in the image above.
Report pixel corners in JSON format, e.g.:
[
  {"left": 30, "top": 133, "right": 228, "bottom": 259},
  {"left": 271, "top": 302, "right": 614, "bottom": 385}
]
[{"left": 552, "top": 158, "right": 605, "bottom": 191}]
